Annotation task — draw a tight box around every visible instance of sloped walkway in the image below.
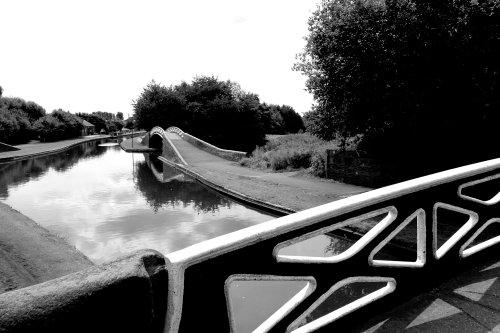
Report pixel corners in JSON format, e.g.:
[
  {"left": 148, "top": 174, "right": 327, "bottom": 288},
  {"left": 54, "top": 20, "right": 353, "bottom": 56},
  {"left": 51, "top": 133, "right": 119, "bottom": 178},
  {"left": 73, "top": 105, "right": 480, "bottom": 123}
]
[{"left": 165, "top": 132, "right": 370, "bottom": 212}]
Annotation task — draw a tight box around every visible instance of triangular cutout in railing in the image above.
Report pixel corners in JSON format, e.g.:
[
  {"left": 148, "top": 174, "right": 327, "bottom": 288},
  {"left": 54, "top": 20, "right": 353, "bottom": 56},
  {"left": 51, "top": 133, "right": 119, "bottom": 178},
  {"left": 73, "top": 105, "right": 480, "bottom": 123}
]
[
  {"left": 461, "top": 218, "right": 500, "bottom": 258},
  {"left": 225, "top": 275, "right": 315, "bottom": 333},
  {"left": 274, "top": 207, "right": 397, "bottom": 264},
  {"left": 369, "top": 209, "right": 426, "bottom": 268},
  {"left": 433, "top": 203, "right": 478, "bottom": 259},
  {"left": 458, "top": 174, "right": 500, "bottom": 206},
  {"left": 287, "top": 277, "right": 396, "bottom": 333}
]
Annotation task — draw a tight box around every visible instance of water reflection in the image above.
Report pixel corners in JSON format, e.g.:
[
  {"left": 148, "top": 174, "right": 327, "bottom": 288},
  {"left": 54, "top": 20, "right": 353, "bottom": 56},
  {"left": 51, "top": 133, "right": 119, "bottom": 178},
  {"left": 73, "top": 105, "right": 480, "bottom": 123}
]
[
  {"left": 137, "top": 154, "right": 232, "bottom": 214},
  {"left": 0, "top": 141, "right": 110, "bottom": 199},
  {"left": 0, "top": 140, "right": 274, "bottom": 263}
]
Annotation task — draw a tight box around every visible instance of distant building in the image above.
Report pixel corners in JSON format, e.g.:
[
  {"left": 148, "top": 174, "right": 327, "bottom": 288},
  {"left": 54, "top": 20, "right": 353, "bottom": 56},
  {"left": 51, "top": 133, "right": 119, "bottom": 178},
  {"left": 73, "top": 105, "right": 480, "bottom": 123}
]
[{"left": 79, "top": 119, "right": 95, "bottom": 136}]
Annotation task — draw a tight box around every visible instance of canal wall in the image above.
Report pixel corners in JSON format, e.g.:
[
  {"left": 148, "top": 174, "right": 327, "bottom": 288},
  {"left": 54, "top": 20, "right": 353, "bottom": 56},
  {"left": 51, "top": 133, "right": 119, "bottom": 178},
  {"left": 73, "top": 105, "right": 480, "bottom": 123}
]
[{"left": 0, "top": 249, "right": 168, "bottom": 333}]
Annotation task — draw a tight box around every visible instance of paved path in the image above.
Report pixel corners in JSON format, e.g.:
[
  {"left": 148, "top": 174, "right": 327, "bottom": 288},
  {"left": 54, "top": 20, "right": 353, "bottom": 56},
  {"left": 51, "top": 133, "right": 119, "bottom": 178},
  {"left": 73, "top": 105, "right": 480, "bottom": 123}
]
[
  {"left": 165, "top": 132, "right": 370, "bottom": 212},
  {"left": 357, "top": 256, "right": 500, "bottom": 332},
  {"left": 0, "top": 135, "right": 110, "bottom": 163}
]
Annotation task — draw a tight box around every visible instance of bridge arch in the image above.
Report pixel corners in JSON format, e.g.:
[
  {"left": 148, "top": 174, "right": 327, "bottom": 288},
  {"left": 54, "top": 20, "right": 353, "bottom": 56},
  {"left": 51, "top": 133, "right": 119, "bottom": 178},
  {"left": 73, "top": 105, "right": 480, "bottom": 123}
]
[
  {"left": 149, "top": 126, "right": 168, "bottom": 150},
  {"left": 147, "top": 126, "right": 187, "bottom": 165}
]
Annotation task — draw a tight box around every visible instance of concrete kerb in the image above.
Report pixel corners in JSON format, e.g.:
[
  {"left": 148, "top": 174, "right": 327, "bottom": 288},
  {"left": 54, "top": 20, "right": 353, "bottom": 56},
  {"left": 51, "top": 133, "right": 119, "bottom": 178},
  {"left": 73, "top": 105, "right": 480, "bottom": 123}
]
[
  {"left": 157, "top": 156, "right": 295, "bottom": 216},
  {"left": 0, "top": 249, "right": 168, "bottom": 333}
]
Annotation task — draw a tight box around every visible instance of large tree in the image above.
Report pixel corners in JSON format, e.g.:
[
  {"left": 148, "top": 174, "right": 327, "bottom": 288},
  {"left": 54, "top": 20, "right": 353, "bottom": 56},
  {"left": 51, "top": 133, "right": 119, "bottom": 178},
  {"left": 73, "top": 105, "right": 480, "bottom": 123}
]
[
  {"left": 295, "top": 0, "right": 500, "bottom": 166},
  {"left": 133, "top": 77, "right": 267, "bottom": 152}
]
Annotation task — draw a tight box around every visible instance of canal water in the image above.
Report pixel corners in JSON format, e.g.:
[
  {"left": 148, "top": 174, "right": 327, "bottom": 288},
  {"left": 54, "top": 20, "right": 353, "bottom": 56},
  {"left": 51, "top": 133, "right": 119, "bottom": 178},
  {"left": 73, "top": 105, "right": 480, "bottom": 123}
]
[
  {"left": 0, "top": 139, "right": 277, "bottom": 263},
  {"left": 0, "top": 138, "right": 378, "bottom": 331}
]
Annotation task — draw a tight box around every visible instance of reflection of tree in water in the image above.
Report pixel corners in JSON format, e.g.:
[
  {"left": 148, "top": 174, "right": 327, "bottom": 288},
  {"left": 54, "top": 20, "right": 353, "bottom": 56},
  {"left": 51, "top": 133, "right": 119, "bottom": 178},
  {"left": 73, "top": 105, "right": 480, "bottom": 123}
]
[
  {"left": 0, "top": 141, "right": 110, "bottom": 198},
  {"left": 324, "top": 235, "right": 355, "bottom": 256},
  {"left": 134, "top": 159, "right": 232, "bottom": 214}
]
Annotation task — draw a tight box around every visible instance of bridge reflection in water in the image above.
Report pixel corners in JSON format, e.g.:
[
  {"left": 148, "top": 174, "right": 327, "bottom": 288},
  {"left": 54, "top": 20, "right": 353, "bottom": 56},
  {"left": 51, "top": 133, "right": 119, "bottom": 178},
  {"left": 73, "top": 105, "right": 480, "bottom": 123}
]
[{"left": 144, "top": 154, "right": 188, "bottom": 183}]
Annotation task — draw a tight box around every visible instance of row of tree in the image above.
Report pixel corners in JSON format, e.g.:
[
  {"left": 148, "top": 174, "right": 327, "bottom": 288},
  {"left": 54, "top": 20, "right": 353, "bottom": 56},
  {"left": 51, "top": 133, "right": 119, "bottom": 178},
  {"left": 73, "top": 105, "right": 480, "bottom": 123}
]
[
  {"left": 133, "top": 76, "right": 304, "bottom": 152},
  {"left": 0, "top": 85, "right": 128, "bottom": 143},
  {"left": 296, "top": 0, "right": 500, "bottom": 172}
]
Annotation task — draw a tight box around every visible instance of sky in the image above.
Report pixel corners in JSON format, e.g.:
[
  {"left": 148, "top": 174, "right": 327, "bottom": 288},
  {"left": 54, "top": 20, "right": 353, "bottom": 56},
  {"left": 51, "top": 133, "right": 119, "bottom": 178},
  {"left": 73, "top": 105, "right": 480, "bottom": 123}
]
[{"left": 0, "top": 0, "right": 319, "bottom": 117}]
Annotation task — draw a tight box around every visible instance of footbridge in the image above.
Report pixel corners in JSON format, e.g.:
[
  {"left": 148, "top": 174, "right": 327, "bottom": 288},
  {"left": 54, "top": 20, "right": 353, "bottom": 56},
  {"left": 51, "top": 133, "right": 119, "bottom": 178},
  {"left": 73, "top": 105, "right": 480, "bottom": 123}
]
[{"left": 2, "top": 126, "right": 500, "bottom": 332}]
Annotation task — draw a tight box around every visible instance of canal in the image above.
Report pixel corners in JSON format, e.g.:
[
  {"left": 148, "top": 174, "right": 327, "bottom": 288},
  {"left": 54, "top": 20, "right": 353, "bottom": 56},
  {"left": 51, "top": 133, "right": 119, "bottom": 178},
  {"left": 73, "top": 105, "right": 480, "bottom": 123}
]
[
  {"left": 0, "top": 138, "right": 374, "bottom": 331},
  {"left": 0, "top": 138, "right": 278, "bottom": 263}
]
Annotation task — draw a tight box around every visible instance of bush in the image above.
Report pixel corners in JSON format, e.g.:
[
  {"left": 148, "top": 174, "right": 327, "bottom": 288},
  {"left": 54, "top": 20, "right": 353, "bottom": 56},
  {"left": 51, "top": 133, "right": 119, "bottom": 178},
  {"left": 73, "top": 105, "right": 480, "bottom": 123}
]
[
  {"left": 309, "top": 152, "right": 326, "bottom": 177},
  {"left": 241, "top": 133, "right": 340, "bottom": 174},
  {"left": 0, "top": 108, "right": 32, "bottom": 143},
  {"left": 34, "top": 110, "right": 83, "bottom": 142}
]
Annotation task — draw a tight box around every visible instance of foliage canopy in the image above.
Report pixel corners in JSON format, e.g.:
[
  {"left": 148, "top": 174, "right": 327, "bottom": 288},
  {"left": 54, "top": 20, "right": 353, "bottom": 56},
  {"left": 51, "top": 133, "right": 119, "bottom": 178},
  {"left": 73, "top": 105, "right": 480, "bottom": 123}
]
[
  {"left": 295, "top": 0, "right": 500, "bottom": 167},
  {"left": 133, "top": 77, "right": 304, "bottom": 152}
]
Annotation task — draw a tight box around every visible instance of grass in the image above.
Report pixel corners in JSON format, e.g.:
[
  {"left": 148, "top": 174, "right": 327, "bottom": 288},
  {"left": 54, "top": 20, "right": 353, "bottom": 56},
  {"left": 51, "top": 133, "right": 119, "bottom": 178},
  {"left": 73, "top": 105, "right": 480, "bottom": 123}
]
[{"left": 240, "top": 133, "right": 342, "bottom": 177}]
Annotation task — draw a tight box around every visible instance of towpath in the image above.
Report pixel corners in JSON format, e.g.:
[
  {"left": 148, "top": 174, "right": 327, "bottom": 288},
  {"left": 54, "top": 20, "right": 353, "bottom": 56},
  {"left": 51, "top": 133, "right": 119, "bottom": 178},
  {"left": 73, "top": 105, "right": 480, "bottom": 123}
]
[
  {"left": 0, "top": 135, "right": 109, "bottom": 163},
  {"left": 164, "top": 132, "right": 370, "bottom": 212}
]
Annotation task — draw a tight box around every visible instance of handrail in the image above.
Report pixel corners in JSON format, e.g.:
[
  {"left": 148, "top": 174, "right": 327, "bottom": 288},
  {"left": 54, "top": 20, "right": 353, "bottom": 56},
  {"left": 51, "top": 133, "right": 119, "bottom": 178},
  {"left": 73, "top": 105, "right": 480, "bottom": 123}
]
[
  {"left": 162, "top": 157, "right": 500, "bottom": 332},
  {"left": 165, "top": 126, "right": 246, "bottom": 161}
]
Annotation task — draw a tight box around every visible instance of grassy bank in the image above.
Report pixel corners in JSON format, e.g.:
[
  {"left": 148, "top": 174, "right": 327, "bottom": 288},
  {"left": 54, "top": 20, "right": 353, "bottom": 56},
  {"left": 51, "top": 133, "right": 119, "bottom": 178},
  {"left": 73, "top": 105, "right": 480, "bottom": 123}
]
[{"left": 240, "top": 133, "right": 342, "bottom": 177}]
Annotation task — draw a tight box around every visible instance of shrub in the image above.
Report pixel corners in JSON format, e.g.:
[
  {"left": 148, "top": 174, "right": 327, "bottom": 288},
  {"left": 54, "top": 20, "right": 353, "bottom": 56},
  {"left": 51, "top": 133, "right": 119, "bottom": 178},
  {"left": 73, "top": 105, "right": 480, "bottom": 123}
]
[
  {"left": 241, "top": 133, "right": 340, "bottom": 174},
  {"left": 34, "top": 110, "right": 83, "bottom": 142},
  {"left": 0, "top": 108, "right": 32, "bottom": 143},
  {"left": 309, "top": 152, "right": 326, "bottom": 177}
]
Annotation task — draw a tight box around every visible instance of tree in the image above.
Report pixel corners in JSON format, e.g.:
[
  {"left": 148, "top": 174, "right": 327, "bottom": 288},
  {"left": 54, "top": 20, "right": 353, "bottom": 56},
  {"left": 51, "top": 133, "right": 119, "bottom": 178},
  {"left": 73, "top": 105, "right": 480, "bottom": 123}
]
[
  {"left": 295, "top": 0, "right": 500, "bottom": 166},
  {"left": 0, "top": 91, "right": 47, "bottom": 143},
  {"left": 124, "top": 117, "right": 134, "bottom": 129},
  {"left": 34, "top": 110, "right": 83, "bottom": 141},
  {"left": 133, "top": 77, "right": 268, "bottom": 152},
  {"left": 116, "top": 112, "right": 124, "bottom": 120},
  {"left": 76, "top": 112, "right": 108, "bottom": 133},
  {"left": 133, "top": 80, "right": 186, "bottom": 131}
]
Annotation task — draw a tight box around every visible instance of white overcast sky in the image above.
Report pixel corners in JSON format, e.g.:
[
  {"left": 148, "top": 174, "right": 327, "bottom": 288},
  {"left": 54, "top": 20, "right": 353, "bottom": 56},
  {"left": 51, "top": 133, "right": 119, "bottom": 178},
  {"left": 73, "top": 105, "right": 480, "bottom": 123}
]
[{"left": 0, "top": 0, "right": 318, "bottom": 117}]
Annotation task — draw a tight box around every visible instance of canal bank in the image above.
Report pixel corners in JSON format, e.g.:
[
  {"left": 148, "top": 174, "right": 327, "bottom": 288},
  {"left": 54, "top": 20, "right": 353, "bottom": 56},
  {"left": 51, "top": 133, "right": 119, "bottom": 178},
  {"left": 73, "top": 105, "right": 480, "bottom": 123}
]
[
  {"left": 0, "top": 134, "right": 144, "bottom": 292},
  {"left": 0, "top": 202, "right": 93, "bottom": 293},
  {"left": 0, "top": 132, "right": 145, "bottom": 164}
]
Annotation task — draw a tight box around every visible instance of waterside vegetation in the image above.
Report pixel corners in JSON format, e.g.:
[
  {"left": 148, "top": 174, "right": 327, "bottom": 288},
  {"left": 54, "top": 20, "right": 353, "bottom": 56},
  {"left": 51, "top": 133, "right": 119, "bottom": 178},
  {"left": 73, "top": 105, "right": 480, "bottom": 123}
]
[
  {"left": 0, "top": 86, "right": 126, "bottom": 144},
  {"left": 240, "top": 133, "right": 352, "bottom": 177},
  {"left": 294, "top": 0, "right": 500, "bottom": 179}
]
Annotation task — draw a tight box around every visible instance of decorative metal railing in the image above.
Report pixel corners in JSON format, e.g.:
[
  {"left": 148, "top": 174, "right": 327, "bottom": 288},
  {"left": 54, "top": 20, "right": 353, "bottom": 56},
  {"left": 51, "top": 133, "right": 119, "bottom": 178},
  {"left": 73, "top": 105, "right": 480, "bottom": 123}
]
[
  {"left": 162, "top": 158, "right": 500, "bottom": 332},
  {"left": 166, "top": 126, "right": 184, "bottom": 137},
  {"left": 151, "top": 126, "right": 167, "bottom": 139},
  {"left": 166, "top": 126, "right": 246, "bottom": 161}
]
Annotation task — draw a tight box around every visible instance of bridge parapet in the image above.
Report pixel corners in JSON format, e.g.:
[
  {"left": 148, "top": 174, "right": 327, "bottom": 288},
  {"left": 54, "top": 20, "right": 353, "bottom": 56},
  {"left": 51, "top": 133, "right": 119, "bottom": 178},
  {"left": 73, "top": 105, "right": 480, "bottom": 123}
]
[
  {"left": 166, "top": 126, "right": 184, "bottom": 138},
  {"left": 166, "top": 126, "right": 246, "bottom": 162},
  {"left": 163, "top": 158, "right": 500, "bottom": 332}
]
